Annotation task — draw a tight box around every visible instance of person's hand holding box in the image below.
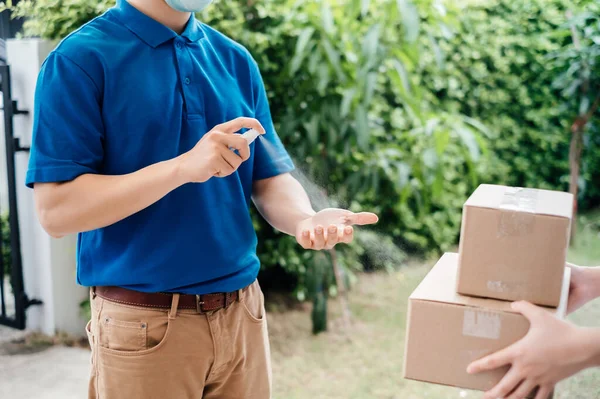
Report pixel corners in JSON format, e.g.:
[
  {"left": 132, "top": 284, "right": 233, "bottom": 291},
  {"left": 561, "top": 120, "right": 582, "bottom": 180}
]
[{"left": 467, "top": 264, "right": 600, "bottom": 399}]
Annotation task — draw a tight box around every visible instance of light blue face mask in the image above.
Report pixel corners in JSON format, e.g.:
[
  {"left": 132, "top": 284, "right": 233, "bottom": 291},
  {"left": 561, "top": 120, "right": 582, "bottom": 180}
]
[{"left": 164, "top": 0, "right": 213, "bottom": 13}]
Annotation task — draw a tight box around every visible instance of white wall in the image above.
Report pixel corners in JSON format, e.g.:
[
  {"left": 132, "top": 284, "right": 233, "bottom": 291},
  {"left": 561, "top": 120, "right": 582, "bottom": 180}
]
[{"left": 5, "top": 39, "right": 87, "bottom": 336}]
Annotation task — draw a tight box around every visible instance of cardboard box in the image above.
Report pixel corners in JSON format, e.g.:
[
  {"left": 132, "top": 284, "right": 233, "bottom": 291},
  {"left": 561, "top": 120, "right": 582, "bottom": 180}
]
[
  {"left": 457, "top": 184, "right": 573, "bottom": 306},
  {"left": 404, "top": 253, "right": 570, "bottom": 395}
]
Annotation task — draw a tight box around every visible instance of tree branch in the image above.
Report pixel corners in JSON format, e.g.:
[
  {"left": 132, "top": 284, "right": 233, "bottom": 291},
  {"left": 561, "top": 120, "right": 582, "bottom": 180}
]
[{"left": 571, "top": 92, "right": 600, "bottom": 133}]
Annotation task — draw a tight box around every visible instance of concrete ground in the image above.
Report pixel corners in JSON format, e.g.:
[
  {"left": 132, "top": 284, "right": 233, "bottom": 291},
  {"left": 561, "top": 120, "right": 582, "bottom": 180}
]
[{"left": 0, "top": 325, "right": 89, "bottom": 399}]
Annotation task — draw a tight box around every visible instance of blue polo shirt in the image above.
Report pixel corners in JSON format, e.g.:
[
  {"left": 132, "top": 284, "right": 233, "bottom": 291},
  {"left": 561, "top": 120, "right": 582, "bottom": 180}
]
[{"left": 26, "top": 0, "right": 294, "bottom": 294}]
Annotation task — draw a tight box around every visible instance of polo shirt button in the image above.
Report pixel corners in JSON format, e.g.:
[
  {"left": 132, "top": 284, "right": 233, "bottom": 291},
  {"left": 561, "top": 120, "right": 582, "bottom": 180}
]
[
  {"left": 184, "top": 77, "right": 191, "bottom": 85},
  {"left": 176, "top": 42, "right": 182, "bottom": 49}
]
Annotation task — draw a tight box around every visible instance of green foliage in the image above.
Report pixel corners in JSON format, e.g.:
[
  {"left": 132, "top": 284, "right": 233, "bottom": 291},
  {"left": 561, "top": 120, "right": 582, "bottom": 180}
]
[
  {"left": 203, "top": 0, "right": 488, "bottom": 256},
  {"left": 1, "top": 0, "right": 488, "bottom": 299},
  {"left": 80, "top": 297, "right": 91, "bottom": 321},
  {"left": 550, "top": 4, "right": 600, "bottom": 207},
  {"left": 550, "top": 4, "right": 600, "bottom": 110},
  {"left": 421, "top": 0, "right": 600, "bottom": 207},
  {"left": 4, "top": 0, "right": 113, "bottom": 40},
  {"left": 11, "top": 0, "right": 598, "bottom": 300}
]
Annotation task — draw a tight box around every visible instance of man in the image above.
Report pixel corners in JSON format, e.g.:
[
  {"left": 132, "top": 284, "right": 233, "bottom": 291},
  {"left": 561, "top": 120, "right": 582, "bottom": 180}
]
[
  {"left": 467, "top": 264, "right": 600, "bottom": 399},
  {"left": 25, "top": 0, "right": 378, "bottom": 397}
]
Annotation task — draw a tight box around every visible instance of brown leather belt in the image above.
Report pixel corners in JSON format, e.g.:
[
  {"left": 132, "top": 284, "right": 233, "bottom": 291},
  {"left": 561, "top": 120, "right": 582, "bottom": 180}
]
[{"left": 93, "top": 285, "right": 246, "bottom": 313}]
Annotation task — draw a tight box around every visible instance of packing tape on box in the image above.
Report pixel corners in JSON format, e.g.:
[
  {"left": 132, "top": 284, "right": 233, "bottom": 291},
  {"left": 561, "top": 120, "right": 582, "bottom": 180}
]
[
  {"left": 462, "top": 309, "right": 501, "bottom": 340},
  {"left": 497, "top": 187, "right": 538, "bottom": 237},
  {"left": 486, "top": 280, "right": 527, "bottom": 295}
]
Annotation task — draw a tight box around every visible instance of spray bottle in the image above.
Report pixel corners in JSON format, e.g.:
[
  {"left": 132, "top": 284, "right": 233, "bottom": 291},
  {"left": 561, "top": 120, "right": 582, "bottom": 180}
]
[{"left": 241, "top": 129, "right": 262, "bottom": 145}]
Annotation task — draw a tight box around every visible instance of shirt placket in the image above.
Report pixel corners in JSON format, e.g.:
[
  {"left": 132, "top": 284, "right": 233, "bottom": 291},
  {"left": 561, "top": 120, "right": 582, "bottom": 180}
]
[{"left": 174, "top": 37, "right": 204, "bottom": 118}]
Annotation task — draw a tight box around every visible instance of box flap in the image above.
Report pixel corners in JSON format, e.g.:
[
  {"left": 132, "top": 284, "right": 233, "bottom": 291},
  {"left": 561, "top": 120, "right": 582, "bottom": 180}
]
[
  {"left": 410, "top": 253, "right": 570, "bottom": 317},
  {"left": 464, "top": 184, "right": 573, "bottom": 220}
]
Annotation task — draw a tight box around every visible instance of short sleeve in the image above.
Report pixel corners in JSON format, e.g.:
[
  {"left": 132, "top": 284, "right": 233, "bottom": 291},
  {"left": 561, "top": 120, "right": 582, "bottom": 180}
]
[
  {"left": 248, "top": 57, "right": 294, "bottom": 181},
  {"left": 25, "top": 52, "right": 104, "bottom": 188}
]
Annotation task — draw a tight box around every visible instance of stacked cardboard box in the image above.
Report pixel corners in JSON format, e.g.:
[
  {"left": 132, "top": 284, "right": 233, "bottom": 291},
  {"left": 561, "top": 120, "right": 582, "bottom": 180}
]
[{"left": 403, "top": 185, "right": 573, "bottom": 397}]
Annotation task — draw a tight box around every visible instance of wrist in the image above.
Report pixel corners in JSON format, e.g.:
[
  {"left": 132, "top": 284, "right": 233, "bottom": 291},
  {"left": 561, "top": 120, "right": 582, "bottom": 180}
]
[{"left": 169, "top": 155, "right": 192, "bottom": 187}]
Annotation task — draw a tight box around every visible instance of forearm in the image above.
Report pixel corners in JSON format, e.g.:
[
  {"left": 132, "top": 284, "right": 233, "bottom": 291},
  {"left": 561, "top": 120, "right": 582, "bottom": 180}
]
[
  {"left": 586, "top": 267, "right": 600, "bottom": 300},
  {"left": 35, "top": 157, "right": 186, "bottom": 237},
  {"left": 252, "top": 173, "right": 315, "bottom": 235},
  {"left": 578, "top": 327, "right": 600, "bottom": 368}
]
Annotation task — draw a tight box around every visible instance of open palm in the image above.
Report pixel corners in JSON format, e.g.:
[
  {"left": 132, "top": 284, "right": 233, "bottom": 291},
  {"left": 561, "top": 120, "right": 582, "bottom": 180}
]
[{"left": 295, "top": 208, "right": 378, "bottom": 250}]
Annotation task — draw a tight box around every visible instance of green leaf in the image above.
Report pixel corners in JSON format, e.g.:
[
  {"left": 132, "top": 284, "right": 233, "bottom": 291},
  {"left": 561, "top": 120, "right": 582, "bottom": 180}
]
[
  {"left": 424, "top": 118, "right": 439, "bottom": 136},
  {"left": 321, "top": 1, "right": 334, "bottom": 34},
  {"left": 322, "top": 38, "right": 346, "bottom": 81},
  {"left": 355, "top": 104, "right": 369, "bottom": 150},
  {"left": 433, "top": 1, "right": 446, "bottom": 17},
  {"left": 391, "top": 58, "right": 411, "bottom": 93},
  {"left": 579, "top": 96, "right": 590, "bottom": 115},
  {"left": 462, "top": 116, "right": 493, "bottom": 138},
  {"left": 317, "top": 64, "right": 331, "bottom": 94},
  {"left": 396, "top": 0, "right": 420, "bottom": 42},
  {"left": 308, "top": 50, "right": 321, "bottom": 74},
  {"left": 396, "top": 161, "right": 411, "bottom": 189},
  {"left": 434, "top": 129, "right": 450, "bottom": 156},
  {"left": 432, "top": 170, "right": 444, "bottom": 199},
  {"left": 295, "top": 27, "right": 315, "bottom": 58},
  {"left": 340, "top": 88, "right": 356, "bottom": 118},
  {"left": 422, "top": 148, "right": 437, "bottom": 169},
  {"left": 428, "top": 33, "right": 444, "bottom": 70},
  {"left": 290, "top": 28, "right": 315, "bottom": 75},
  {"left": 361, "top": 0, "right": 370, "bottom": 17},
  {"left": 304, "top": 115, "right": 320, "bottom": 146},
  {"left": 365, "top": 72, "right": 377, "bottom": 104},
  {"left": 454, "top": 126, "right": 480, "bottom": 161},
  {"left": 362, "top": 24, "right": 381, "bottom": 59}
]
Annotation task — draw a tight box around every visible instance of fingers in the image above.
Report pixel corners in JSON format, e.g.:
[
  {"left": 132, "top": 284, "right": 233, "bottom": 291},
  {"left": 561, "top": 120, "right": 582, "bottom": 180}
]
[
  {"left": 214, "top": 133, "right": 251, "bottom": 160},
  {"left": 299, "top": 225, "right": 354, "bottom": 250},
  {"left": 506, "top": 380, "right": 536, "bottom": 399},
  {"left": 213, "top": 157, "right": 235, "bottom": 177},
  {"left": 467, "top": 344, "right": 515, "bottom": 374},
  {"left": 511, "top": 301, "right": 545, "bottom": 323},
  {"left": 312, "top": 225, "right": 325, "bottom": 250},
  {"left": 324, "top": 225, "right": 339, "bottom": 249},
  {"left": 341, "top": 225, "right": 353, "bottom": 243},
  {"left": 345, "top": 212, "right": 379, "bottom": 226},
  {"left": 534, "top": 386, "right": 551, "bottom": 399},
  {"left": 297, "top": 229, "right": 312, "bottom": 249},
  {"left": 236, "top": 142, "right": 251, "bottom": 161},
  {"left": 484, "top": 366, "right": 523, "bottom": 399},
  {"left": 215, "top": 117, "right": 265, "bottom": 134},
  {"left": 221, "top": 147, "right": 243, "bottom": 171}
]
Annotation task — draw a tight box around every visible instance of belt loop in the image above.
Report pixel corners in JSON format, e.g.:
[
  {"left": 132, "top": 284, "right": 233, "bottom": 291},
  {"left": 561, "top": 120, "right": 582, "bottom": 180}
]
[
  {"left": 169, "top": 294, "right": 180, "bottom": 320},
  {"left": 237, "top": 288, "right": 244, "bottom": 302},
  {"left": 91, "top": 286, "right": 97, "bottom": 299}
]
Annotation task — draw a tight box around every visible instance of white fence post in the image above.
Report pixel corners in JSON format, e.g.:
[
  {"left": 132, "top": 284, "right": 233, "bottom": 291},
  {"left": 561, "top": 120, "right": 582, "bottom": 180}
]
[{"left": 5, "top": 39, "right": 88, "bottom": 336}]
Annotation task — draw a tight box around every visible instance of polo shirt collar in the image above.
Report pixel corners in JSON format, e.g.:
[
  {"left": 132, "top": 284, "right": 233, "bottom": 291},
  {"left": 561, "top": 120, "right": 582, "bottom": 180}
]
[{"left": 114, "top": 0, "right": 204, "bottom": 48}]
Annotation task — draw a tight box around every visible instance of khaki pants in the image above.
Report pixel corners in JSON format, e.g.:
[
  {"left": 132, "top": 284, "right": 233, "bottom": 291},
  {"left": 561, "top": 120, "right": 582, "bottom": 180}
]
[{"left": 85, "top": 281, "right": 271, "bottom": 399}]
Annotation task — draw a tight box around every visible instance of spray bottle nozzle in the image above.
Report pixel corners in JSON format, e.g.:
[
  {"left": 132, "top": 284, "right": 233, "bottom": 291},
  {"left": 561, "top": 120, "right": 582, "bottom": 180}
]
[{"left": 241, "top": 129, "right": 262, "bottom": 145}]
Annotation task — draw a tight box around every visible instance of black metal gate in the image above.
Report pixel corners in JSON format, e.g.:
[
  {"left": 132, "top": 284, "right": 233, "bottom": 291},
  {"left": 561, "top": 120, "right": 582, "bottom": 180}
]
[{"left": 0, "top": 38, "right": 41, "bottom": 329}]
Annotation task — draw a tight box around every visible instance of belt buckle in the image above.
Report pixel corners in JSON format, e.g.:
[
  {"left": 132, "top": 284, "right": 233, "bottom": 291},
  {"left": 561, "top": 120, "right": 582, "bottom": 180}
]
[{"left": 196, "top": 295, "right": 205, "bottom": 314}]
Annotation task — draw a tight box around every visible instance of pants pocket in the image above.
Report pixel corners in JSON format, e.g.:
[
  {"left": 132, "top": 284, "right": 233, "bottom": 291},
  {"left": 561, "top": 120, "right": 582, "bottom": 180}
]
[
  {"left": 241, "top": 281, "right": 266, "bottom": 323},
  {"left": 97, "top": 299, "right": 170, "bottom": 356},
  {"left": 100, "top": 316, "right": 147, "bottom": 352}
]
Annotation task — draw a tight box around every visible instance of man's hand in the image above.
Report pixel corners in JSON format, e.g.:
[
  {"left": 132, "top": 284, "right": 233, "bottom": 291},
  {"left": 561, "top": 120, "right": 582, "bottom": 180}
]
[
  {"left": 467, "top": 301, "right": 598, "bottom": 399},
  {"left": 295, "top": 208, "right": 378, "bottom": 250},
  {"left": 567, "top": 263, "right": 600, "bottom": 314},
  {"left": 177, "top": 117, "right": 265, "bottom": 183}
]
